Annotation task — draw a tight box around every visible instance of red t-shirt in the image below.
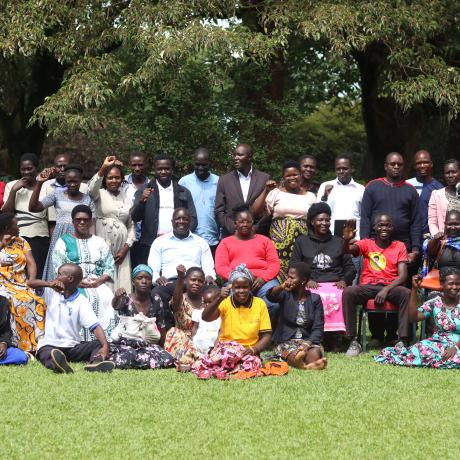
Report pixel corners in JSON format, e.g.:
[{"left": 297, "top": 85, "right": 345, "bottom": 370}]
[{"left": 356, "top": 239, "right": 408, "bottom": 285}]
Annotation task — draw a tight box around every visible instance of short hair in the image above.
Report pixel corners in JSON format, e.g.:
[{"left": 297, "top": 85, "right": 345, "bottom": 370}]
[
  {"left": 59, "top": 263, "right": 83, "bottom": 285},
  {"left": 307, "top": 202, "right": 331, "bottom": 231},
  {"left": 20, "top": 153, "right": 39, "bottom": 167},
  {"left": 385, "top": 152, "right": 403, "bottom": 163},
  {"left": 101, "top": 164, "right": 125, "bottom": 190},
  {"left": 288, "top": 261, "right": 311, "bottom": 281},
  {"left": 71, "top": 204, "right": 92, "bottom": 219},
  {"left": 64, "top": 164, "right": 83, "bottom": 175},
  {"left": 54, "top": 153, "right": 70, "bottom": 162},
  {"left": 193, "top": 147, "right": 209, "bottom": 158},
  {"left": 235, "top": 143, "right": 253, "bottom": 156},
  {"left": 172, "top": 207, "right": 190, "bottom": 219},
  {"left": 445, "top": 209, "right": 460, "bottom": 221},
  {"left": 202, "top": 284, "right": 220, "bottom": 296},
  {"left": 444, "top": 158, "right": 459, "bottom": 169},
  {"left": 154, "top": 153, "right": 174, "bottom": 168},
  {"left": 130, "top": 152, "right": 146, "bottom": 159},
  {"left": 440, "top": 267, "right": 460, "bottom": 284},
  {"left": 0, "top": 212, "right": 15, "bottom": 234},
  {"left": 373, "top": 213, "right": 393, "bottom": 226},
  {"left": 335, "top": 154, "right": 352, "bottom": 164},
  {"left": 282, "top": 160, "right": 301, "bottom": 172},
  {"left": 232, "top": 204, "right": 253, "bottom": 221},
  {"left": 298, "top": 154, "right": 316, "bottom": 164},
  {"left": 186, "top": 266, "right": 205, "bottom": 278}
]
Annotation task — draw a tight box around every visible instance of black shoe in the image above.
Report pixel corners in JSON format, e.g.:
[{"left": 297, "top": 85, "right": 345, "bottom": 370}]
[
  {"left": 51, "top": 349, "right": 74, "bottom": 374},
  {"left": 84, "top": 361, "right": 115, "bottom": 373}
]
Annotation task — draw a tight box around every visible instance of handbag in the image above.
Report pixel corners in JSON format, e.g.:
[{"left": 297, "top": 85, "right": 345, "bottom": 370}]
[
  {"left": 111, "top": 313, "right": 161, "bottom": 344},
  {"left": 420, "top": 240, "right": 446, "bottom": 291}
]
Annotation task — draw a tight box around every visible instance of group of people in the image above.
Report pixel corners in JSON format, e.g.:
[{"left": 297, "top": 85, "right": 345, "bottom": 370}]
[{"left": 0, "top": 145, "right": 459, "bottom": 375}]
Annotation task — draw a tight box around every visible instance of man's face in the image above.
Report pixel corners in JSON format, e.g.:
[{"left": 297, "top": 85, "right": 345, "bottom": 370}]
[
  {"left": 54, "top": 156, "right": 70, "bottom": 183},
  {"left": 154, "top": 159, "right": 173, "bottom": 186},
  {"left": 172, "top": 210, "right": 191, "bottom": 236},
  {"left": 130, "top": 156, "right": 146, "bottom": 177},
  {"left": 384, "top": 154, "right": 404, "bottom": 180},
  {"left": 414, "top": 152, "right": 432, "bottom": 179},
  {"left": 20, "top": 161, "right": 37, "bottom": 182},
  {"left": 194, "top": 153, "right": 210, "bottom": 181},
  {"left": 232, "top": 146, "right": 252, "bottom": 172},
  {"left": 300, "top": 157, "right": 317, "bottom": 182},
  {"left": 335, "top": 159, "right": 352, "bottom": 184}
]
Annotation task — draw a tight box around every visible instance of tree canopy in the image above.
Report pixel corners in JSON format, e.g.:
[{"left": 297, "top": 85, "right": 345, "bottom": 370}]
[{"left": 1, "top": 1, "right": 459, "bottom": 177}]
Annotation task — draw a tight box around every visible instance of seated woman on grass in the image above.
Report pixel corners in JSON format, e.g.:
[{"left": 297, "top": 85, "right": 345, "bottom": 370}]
[
  {"left": 163, "top": 265, "right": 206, "bottom": 366},
  {"left": 375, "top": 268, "right": 460, "bottom": 369},
  {"left": 109, "top": 264, "right": 175, "bottom": 370},
  {"left": 267, "top": 262, "right": 327, "bottom": 370},
  {"left": 192, "top": 264, "right": 272, "bottom": 379}
]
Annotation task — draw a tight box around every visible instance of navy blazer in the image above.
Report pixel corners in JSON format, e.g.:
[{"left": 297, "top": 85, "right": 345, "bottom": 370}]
[{"left": 269, "top": 289, "right": 324, "bottom": 345}]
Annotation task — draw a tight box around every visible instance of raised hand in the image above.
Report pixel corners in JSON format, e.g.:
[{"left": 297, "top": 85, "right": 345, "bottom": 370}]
[
  {"left": 37, "top": 167, "right": 57, "bottom": 183},
  {"left": 264, "top": 179, "right": 278, "bottom": 193},
  {"left": 324, "top": 185, "right": 334, "bottom": 196},
  {"left": 115, "top": 288, "right": 127, "bottom": 298},
  {"left": 342, "top": 219, "right": 357, "bottom": 241},
  {"left": 176, "top": 264, "right": 187, "bottom": 279},
  {"left": 221, "top": 284, "right": 232, "bottom": 298},
  {"left": 141, "top": 187, "right": 154, "bottom": 203}
]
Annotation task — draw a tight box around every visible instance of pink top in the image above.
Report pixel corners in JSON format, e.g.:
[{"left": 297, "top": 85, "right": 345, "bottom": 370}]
[
  {"left": 215, "top": 234, "right": 280, "bottom": 282},
  {"left": 265, "top": 188, "right": 315, "bottom": 219},
  {"left": 428, "top": 188, "right": 449, "bottom": 235}
]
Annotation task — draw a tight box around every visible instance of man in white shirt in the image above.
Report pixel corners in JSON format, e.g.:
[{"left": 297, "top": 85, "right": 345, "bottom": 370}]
[
  {"left": 131, "top": 154, "right": 197, "bottom": 265},
  {"left": 317, "top": 155, "right": 365, "bottom": 239},
  {"left": 149, "top": 208, "right": 215, "bottom": 314},
  {"left": 36, "top": 263, "right": 114, "bottom": 374}
]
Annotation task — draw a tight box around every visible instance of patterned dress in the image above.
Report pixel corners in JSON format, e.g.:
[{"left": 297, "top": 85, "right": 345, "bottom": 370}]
[
  {"left": 164, "top": 294, "right": 199, "bottom": 364},
  {"left": 375, "top": 296, "right": 460, "bottom": 369},
  {"left": 41, "top": 189, "right": 95, "bottom": 280},
  {"left": 87, "top": 174, "right": 135, "bottom": 292},
  {"left": 109, "top": 296, "right": 174, "bottom": 369},
  {"left": 0, "top": 237, "right": 46, "bottom": 352},
  {"left": 52, "top": 234, "right": 117, "bottom": 340}
]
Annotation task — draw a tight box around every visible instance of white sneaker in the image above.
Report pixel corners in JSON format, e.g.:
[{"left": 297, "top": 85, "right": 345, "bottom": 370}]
[{"left": 346, "top": 339, "right": 362, "bottom": 357}]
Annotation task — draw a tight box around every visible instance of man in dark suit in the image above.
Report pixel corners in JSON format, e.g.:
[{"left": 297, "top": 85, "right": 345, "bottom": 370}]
[
  {"left": 130, "top": 154, "right": 197, "bottom": 266},
  {"left": 215, "top": 143, "right": 270, "bottom": 236}
]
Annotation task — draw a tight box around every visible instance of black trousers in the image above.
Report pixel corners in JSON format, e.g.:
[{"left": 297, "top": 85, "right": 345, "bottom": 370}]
[
  {"left": 37, "top": 341, "right": 101, "bottom": 371},
  {"left": 130, "top": 242, "right": 151, "bottom": 268},
  {"left": 342, "top": 284, "right": 411, "bottom": 339},
  {"left": 24, "top": 236, "right": 50, "bottom": 280}
]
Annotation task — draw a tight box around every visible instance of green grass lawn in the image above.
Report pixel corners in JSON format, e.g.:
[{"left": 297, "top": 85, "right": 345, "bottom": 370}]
[{"left": 1, "top": 352, "right": 458, "bottom": 460}]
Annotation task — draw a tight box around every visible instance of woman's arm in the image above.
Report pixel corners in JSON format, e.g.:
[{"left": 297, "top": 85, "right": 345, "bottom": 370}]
[
  {"left": 308, "top": 296, "right": 325, "bottom": 344},
  {"left": 408, "top": 275, "right": 425, "bottom": 322},
  {"left": 251, "top": 331, "right": 272, "bottom": 354},
  {"left": 112, "top": 288, "right": 128, "bottom": 310},
  {"left": 24, "top": 249, "right": 37, "bottom": 281},
  {"left": 171, "top": 265, "right": 186, "bottom": 313},
  {"left": 251, "top": 180, "right": 277, "bottom": 218},
  {"left": 426, "top": 235, "right": 443, "bottom": 258},
  {"left": 2, "top": 180, "right": 26, "bottom": 212}
]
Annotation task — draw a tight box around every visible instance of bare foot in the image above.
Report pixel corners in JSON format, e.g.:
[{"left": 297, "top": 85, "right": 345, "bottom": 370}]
[
  {"left": 289, "top": 350, "right": 308, "bottom": 369},
  {"left": 306, "top": 357, "right": 327, "bottom": 370}
]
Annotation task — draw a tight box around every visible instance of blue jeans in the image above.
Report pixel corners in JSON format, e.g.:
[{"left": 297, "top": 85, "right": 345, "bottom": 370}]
[
  {"left": 255, "top": 279, "right": 280, "bottom": 316},
  {"left": 0, "top": 347, "right": 28, "bottom": 366}
]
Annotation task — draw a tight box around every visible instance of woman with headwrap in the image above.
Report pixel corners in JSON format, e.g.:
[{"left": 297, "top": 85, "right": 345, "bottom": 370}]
[
  {"left": 290, "top": 202, "right": 356, "bottom": 349},
  {"left": 192, "top": 264, "right": 272, "bottom": 379},
  {"left": 108, "top": 264, "right": 174, "bottom": 369}
]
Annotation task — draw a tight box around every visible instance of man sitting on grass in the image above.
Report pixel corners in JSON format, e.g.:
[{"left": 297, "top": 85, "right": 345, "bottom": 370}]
[
  {"left": 341, "top": 214, "right": 411, "bottom": 356},
  {"left": 36, "top": 263, "right": 114, "bottom": 373},
  {"left": 0, "top": 295, "right": 28, "bottom": 366}
]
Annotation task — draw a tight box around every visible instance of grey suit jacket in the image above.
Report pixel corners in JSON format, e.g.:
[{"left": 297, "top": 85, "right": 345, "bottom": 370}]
[{"left": 214, "top": 168, "right": 269, "bottom": 236}]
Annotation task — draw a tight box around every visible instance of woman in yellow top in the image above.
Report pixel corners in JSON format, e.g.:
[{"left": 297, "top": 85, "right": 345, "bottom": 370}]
[
  {"left": 0, "top": 213, "right": 46, "bottom": 353},
  {"left": 193, "top": 264, "right": 271, "bottom": 379}
]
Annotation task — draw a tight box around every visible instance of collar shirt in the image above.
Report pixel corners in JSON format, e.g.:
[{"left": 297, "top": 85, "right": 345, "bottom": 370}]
[
  {"left": 122, "top": 174, "right": 149, "bottom": 240},
  {"left": 178, "top": 172, "right": 220, "bottom": 246},
  {"left": 38, "top": 289, "right": 99, "bottom": 349},
  {"left": 237, "top": 167, "right": 253, "bottom": 202},
  {"left": 148, "top": 231, "right": 216, "bottom": 280},
  {"left": 157, "top": 180, "right": 175, "bottom": 236},
  {"left": 317, "top": 178, "right": 365, "bottom": 239}
]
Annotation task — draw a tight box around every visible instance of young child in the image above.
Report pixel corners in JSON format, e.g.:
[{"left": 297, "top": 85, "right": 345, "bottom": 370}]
[
  {"left": 191, "top": 285, "right": 221, "bottom": 355},
  {"left": 36, "top": 263, "right": 115, "bottom": 373},
  {"left": 267, "top": 262, "right": 327, "bottom": 370}
]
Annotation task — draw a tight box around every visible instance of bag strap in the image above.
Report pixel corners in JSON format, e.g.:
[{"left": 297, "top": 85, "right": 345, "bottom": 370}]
[{"left": 433, "top": 239, "right": 447, "bottom": 269}]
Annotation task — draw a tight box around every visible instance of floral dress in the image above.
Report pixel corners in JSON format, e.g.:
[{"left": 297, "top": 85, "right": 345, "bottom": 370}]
[
  {"left": 108, "top": 295, "right": 174, "bottom": 369},
  {"left": 164, "top": 295, "right": 199, "bottom": 364},
  {"left": 0, "top": 237, "right": 46, "bottom": 352},
  {"left": 374, "top": 296, "right": 460, "bottom": 369}
]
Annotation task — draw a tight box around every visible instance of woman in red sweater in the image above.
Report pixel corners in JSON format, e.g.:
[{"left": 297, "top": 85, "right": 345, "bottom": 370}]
[{"left": 215, "top": 205, "right": 281, "bottom": 317}]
